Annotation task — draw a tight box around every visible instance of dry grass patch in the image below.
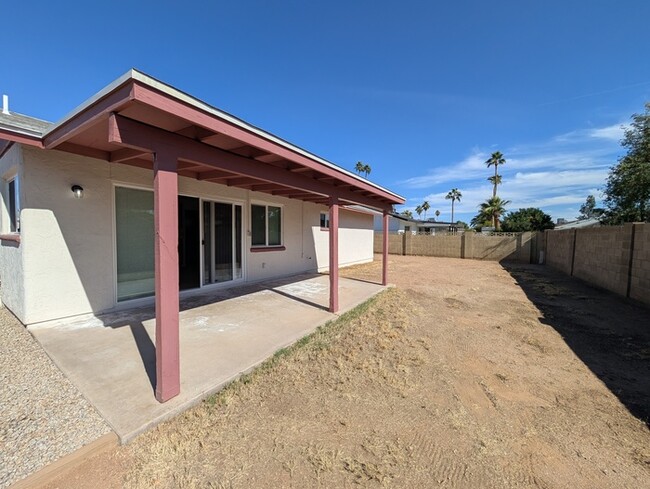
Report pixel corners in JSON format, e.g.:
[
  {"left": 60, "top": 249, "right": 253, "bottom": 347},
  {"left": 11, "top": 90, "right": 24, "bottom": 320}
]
[{"left": 125, "top": 288, "right": 430, "bottom": 488}]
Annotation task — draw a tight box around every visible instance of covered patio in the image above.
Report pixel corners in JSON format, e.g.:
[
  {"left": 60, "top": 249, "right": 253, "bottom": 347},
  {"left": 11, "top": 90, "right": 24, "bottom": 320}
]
[
  {"left": 29, "top": 273, "right": 385, "bottom": 442},
  {"left": 2, "top": 69, "right": 404, "bottom": 403}
]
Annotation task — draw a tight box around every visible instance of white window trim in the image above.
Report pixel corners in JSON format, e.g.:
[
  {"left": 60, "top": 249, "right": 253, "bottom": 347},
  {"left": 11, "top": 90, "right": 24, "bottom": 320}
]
[{"left": 250, "top": 202, "right": 284, "bottom": 247}]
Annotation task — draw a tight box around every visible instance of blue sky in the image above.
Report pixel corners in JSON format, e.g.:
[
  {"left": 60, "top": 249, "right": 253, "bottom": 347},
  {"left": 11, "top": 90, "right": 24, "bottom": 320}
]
[{"left": 3, "top": 1, "right": 649, "bottom": 222}]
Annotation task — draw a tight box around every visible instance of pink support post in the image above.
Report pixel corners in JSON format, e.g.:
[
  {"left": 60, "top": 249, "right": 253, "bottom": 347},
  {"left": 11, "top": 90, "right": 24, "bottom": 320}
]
[
  {"left": 154, "top": 151, "right": 180, "bottom": 403},
  {"left": 329, "top": 197, "right": 339, "bottom": 313},
  {"left": 382, "top": 210, "right": 389, "bottom": 286}
]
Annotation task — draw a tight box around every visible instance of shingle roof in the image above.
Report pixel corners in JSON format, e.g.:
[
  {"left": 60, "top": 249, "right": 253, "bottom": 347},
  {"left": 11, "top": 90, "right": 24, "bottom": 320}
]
[{"left": 0, "top": 111, "right": 52, "bottom": 137}]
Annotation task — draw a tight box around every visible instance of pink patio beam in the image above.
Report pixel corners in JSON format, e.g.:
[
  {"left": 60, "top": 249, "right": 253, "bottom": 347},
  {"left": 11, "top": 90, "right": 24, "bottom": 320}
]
[
  {"left": 329, "top": 197, "right": 339, "bottom": 313},
  {"left": 382, "top": 210, "right": 389, "bottom": 286},
  {"left": 154, "top": 151, "right": 181, "bottom": 403}
]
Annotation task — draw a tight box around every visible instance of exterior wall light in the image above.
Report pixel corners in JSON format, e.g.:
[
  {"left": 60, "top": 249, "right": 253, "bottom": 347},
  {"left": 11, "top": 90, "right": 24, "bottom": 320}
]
[{"left": 71, "top": 185, "right": 84, "bottom": 199}]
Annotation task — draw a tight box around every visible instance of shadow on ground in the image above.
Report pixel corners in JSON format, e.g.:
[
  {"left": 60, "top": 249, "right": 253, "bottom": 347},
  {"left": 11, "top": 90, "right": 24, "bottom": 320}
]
[{"left": 502, "top": 262, "right": 650, "bottom": 427}]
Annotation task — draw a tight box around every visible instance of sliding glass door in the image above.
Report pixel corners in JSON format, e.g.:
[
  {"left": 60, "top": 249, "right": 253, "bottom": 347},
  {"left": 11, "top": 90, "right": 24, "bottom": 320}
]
[
  {"left": 203, "top": 201, "right": 243, "bottom": 285},
  {"left": 115, "top": 187, "right": 155, "bottom": 301}
]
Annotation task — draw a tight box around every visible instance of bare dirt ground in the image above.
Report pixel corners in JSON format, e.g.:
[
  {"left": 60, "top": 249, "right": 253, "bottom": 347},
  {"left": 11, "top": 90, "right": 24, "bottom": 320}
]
[{"left": 43, "top": 256, "right": 649, "bottom": 488}]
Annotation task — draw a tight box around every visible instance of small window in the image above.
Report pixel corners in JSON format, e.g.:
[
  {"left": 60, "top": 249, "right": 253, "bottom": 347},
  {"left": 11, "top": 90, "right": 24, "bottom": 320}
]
[
  {"left": 251, "top": 204, "right": 282, "bottom": 247},
  {"left": 320, "top": 212, "right": 329, "bottom": 229},
  {"left": 404, "top": 225, "right": 410, "bottom": 232},
  {"left": 8, "top": 177, "right": 19, "bottom": 232}
]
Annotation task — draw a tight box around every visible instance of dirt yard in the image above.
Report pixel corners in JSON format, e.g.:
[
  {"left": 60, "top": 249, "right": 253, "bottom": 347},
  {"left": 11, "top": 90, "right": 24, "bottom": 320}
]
[{"left": 44, "top": 256, "right": 649, "bottom": 488}]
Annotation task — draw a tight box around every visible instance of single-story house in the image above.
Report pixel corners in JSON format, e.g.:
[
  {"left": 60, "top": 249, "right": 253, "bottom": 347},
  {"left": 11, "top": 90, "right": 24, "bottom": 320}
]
[
  {"left": 554, "top": 217, "right": 601, "bottom": 230},
  {"left": 0, "top": 69, "right": 404, "bottom": 402},
  {"left": 373, "top": 213, "right": 460, "bottom": 234}
]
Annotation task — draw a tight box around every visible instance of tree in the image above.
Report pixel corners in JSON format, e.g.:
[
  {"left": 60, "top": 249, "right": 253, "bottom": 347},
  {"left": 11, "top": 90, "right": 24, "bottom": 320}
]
[
  {"left": 435, "top": 209, "right": 440, "bottom": 220},
  {"left": 471, "top": 196, "right": 511, "bottom": 230},
  {"left": 400, "top": 210, "right": 413, "bottom": 219},
  {"left": 502, "top": 208, "right": 555, "bottom": 232},
  {"left": 421, "top": 201, "right": 430, "bottom": 220},
  {"left": 445, "top": 188, "right": 462, "bottom": 223},
  {"left": 415, "top": 205, "right": 423, "bottom": 219},
  {"left": 487, "top": 174, "right": 502, "bottom": 189},
  {"left": 603, "top": 104, "right": 650, "bottom": 224},
  {"left": 485, "top": 151, "right": 506, "bottom": 197},
  {"left": 354, "top": 161, "right": 365, "bottom": 175},
  {"left": 578, "top": 195, "right": 604, "bottom": 220},
  {"left": 363, "top": 163, "right": 372, "bottom": 178}
]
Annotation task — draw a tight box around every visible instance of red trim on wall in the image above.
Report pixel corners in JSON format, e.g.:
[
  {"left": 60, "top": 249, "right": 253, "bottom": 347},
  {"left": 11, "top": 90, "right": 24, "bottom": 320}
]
[
  {"left": 0, "top": 234, "right": 21, "bottom": 244},
  {"left": 250, "top": 246, "right": 286, "bottom": 253}
]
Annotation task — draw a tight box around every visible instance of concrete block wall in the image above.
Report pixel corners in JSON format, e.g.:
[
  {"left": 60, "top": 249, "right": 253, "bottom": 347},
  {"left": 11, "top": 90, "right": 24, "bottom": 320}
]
[
  {"left": 408, "top": 234, "right": 462, "bottom": 258},
  {"left": 545, "top": 223, "right": 650, "bottom": 307},
  {"left": 545, "top": 229, "right": 575, "bottom": 275},
  {"left": 470, "top": 233, "right": 532, "bottom": 262},
  {"left": 630, "top": 223, "right": 650, "bottom": 304},
  {"left": 373, "top": 232, "right": 534, "bottom": 263},
  {"left": 374, "top": 233, "right": 404, "bottom": 255},
  {"left": 572, "top": 225, "right": 633, "bottom": 297}
]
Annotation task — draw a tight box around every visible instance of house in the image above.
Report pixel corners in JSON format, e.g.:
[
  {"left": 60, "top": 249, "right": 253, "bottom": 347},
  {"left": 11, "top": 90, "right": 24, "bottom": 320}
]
[
  {"left": 373, "top": 213, "right": 460, "bottom": 234},
  {"left": 0, "top": 70, "right": 404, "bottom": 402},
  {"left": 554, "top": 217, "right": 601, "bottom": 230}
]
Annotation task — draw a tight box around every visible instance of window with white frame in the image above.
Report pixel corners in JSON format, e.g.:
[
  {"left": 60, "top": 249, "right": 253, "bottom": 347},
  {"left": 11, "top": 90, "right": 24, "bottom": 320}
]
[
  {"left": 320, "top": 212, "right": 329, "bottom": 229},
  {"left": 7, "top": 176, "right": 20, "bottom": 232},
  {"left": 251, "top": 204, "right": 282, "bottom": 246}
]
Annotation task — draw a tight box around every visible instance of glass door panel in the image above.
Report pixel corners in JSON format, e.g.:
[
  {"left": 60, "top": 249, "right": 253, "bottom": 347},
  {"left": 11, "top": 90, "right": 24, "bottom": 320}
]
[
  {"left": 115, "top": 187, "right": 154, "bottom": 301},
  {"left": 202, "top": 201, "right": 243, "bottom": 285},
  {"left": 214, "top": 202, "right": 233, "bottom": 282},
  {"left": 203, "top": 201, "right": 212, "bottom": 285},
  {"left": 234, "top": 205, "right": 242, "bottom": 279}
]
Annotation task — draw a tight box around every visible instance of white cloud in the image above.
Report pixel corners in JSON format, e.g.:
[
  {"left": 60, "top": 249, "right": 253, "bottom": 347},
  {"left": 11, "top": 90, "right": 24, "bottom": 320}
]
[
  {"left": 395, "top": 122, "right": 622, "bottom": 221},
  {"left": 588, "top": 123, "right": 628, "bottom": 141},
  {"left": 398, "top": 151, "right": 488, "bottom": 188}
]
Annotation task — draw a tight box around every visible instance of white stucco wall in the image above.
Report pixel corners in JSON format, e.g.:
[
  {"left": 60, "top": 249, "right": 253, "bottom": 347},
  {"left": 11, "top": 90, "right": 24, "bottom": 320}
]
[
  {"left": 10, "top": 146, "right": 375, "bottom": 324},
  {"left": 0, "top": 144, "right": 25, "bottom": 317},
  {"left": 313, "top": 208, "right": 374, "bottom": 272}
]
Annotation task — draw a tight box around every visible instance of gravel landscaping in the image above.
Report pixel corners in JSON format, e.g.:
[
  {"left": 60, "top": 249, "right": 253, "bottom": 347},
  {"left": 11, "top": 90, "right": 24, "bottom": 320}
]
[{"left": 0, "top": 306, "right": 111, "bottom": 488}]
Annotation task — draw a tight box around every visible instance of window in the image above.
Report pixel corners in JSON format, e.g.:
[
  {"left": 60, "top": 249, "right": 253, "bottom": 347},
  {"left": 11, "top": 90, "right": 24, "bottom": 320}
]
[
  {"left": 115, "top": 187, "right": 155, "bottom": 301},
  {"left": 320, "top": 212, "right": 329, "bottom": 229},
  {"left": 8, "top": 177, "right": 19, "bottom": 232},
  {"left": 251, "top": 204, "right": 282, "bottom": 247}
]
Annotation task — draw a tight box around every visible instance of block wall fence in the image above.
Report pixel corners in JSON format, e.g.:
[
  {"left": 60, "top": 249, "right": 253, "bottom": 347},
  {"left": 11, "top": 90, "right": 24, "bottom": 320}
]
[
  {"left": 374, "top": 224, "right": 649, "bottom": 307},
  {"left": 544, "top": 223, "right": 649, "bottom": 306},
  {"left": 373, "top": 232, "right": 537, "bottom": 263}
]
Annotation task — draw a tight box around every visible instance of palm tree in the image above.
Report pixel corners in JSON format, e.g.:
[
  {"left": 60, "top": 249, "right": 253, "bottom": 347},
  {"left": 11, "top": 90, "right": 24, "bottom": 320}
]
[
  {"left": 400, "top": 210, "right": 413, "bottom": 219},
  {"left": 487, "top": 174, "right": 502, "bottom": 190},
  {"left": 476, "top": 196, "right": 510, "bottom": 230},
  {"left": 415, "top": 205, "right": 423, "bottom": 219},
  {"left": 354, "top": 161, "right": 365, "bottom": 175},
  {"left": 485, "top": 151, "right": 506, "bottom": 197},
  {"left": 445, "top": 188, "right": 462, "bottom": 223},
  {"left": 363, "top": 164, "right": 372, "bottom": 178},
  {"left": 435, "top": 210, "right": 440, "bottom": 220},
  {"left": 421, "top": 201, "right": 430, "bottom": 220}
]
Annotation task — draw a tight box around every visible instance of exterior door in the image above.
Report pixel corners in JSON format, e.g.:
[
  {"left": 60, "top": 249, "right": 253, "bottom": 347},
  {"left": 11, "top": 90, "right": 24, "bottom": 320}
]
[{"left": 203, "top": 201, "right": 243, "bottom": 285}]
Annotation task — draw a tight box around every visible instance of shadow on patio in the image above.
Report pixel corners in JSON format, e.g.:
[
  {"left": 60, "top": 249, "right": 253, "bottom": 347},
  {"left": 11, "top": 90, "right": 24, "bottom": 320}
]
[
  {"left": 501, "top": 262, "right": 650, "bottom": 427},
  {"left": 29, "top": 273, "right": 385, "bottom": 442}
]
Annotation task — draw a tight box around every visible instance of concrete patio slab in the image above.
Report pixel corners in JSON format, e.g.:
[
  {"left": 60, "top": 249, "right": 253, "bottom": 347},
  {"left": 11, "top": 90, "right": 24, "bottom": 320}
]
[{"left": 29, "top": 274, "right": 384, "bottom": 443}]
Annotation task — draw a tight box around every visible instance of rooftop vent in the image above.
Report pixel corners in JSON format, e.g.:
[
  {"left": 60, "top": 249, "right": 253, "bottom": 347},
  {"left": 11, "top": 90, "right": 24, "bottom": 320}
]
[{"left": 2, "top": 95, "right": 8, "bottom": 115}]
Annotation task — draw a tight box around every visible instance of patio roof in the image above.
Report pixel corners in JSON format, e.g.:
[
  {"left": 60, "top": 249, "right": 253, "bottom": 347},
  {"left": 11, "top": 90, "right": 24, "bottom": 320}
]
[
  {"left": 1, "top": 70, "right": 398, "bottom": 403},
  {"left": 0, "top": 69, "right": 404, "bottom": 211}
]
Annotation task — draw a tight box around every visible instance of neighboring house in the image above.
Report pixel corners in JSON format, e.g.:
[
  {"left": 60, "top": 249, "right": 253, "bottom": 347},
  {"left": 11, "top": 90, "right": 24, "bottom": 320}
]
[
  {"left": 554, "top": 217, "right": 601, "bottom": 230},
  {"left": 0, "top": 70, "right": 404, "bottom": 401},
  {"left": 373, "top": 213, "right": 460, "bottom": 234}
]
